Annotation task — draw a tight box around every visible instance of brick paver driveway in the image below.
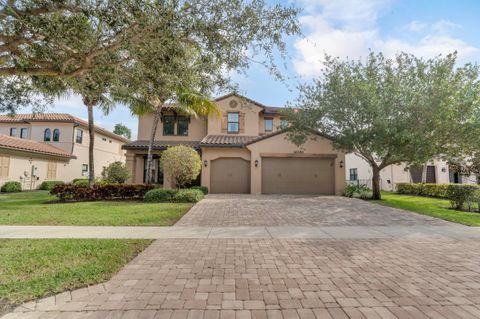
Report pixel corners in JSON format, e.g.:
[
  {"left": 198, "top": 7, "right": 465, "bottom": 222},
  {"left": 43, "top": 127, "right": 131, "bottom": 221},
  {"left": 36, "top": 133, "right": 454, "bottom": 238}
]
[
  {"left": 176, "top": 195, "right": 448, "bottom": 227},
  {"left": 4, "top": 195, "right": 480, "bottom": 319}
]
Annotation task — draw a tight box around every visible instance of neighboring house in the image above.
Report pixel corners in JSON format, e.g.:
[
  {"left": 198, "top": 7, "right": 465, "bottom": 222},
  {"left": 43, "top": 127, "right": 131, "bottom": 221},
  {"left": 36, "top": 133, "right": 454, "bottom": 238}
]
[
  {"left": 123, "top": 93, "right": 346, "bottom": 194},
  {"left": 0, "top": 113, "right": 129, "bottom": 189},
  {"left": 346, "top": 153, "right": 479, "bottom": 191}
]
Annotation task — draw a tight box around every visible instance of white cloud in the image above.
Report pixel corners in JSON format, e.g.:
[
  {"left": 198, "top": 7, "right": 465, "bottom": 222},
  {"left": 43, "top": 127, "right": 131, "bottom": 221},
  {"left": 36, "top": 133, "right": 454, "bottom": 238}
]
[
  {"left": 293, "top": 0, "right": 479, "bottom": 77},
  {"left": 405, "top": 21, "right": 427, "bottom": 33}
]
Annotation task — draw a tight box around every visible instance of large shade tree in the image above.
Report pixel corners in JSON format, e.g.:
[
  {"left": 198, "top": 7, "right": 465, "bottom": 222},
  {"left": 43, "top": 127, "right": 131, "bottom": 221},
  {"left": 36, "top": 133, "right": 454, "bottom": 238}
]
[
  {"left": 1, "top": 0, "right": 300, "bottom": 186},
  {"left": 284, "top": 52, "right": 480, "bottom": 199}
]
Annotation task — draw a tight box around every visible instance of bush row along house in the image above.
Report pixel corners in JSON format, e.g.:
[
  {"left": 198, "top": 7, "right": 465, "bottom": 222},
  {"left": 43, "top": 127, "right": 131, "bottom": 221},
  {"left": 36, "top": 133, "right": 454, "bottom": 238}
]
[{"left": 0, "top": 114, "right": 129, "bottom": 190}]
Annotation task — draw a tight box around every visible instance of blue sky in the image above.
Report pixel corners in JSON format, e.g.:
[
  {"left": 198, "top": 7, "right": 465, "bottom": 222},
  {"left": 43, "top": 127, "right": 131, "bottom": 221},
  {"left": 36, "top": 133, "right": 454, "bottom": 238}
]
[{"left": 19, "top": 0, "right": 480, "bottom": 139}]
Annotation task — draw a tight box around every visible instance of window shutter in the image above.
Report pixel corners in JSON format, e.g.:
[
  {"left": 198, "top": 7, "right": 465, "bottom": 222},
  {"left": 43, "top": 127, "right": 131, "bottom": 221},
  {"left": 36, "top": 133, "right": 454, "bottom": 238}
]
[
  {"left": 221, "top": 114, "right": 228, "bottom": 133},
  {"left": 239, "top": 113, "right": 245, "bottom": 133},
  {"left": 0, "top": 156, "right": 10, "bottom": 177},
  {"left": 47, "top": 162, "right": 57, "bottom": 179}
]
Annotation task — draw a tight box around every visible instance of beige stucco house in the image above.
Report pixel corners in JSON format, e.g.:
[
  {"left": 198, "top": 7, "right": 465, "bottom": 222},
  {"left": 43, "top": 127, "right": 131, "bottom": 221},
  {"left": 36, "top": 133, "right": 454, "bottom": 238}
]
[
  {"left": 345, "top": 153, "right": 479, "bottom": 191},
  {"left": 0, "top": 113, "right": 129, "bottom": 190},
  {"left": 123, "top": 93, "right": 346, "bottom": 195}
]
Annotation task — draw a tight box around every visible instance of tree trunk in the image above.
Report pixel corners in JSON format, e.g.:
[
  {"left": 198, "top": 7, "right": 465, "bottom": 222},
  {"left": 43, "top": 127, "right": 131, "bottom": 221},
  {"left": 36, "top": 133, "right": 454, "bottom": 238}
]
[
  {"left": 146, "top": 108, "right": 161, "bottom": 184},
  {"left": 85, "top": 100, "right": 96, "bottom": 188},
  {"left": 372, "top": 165, "right": 381, "bottom": 200}
]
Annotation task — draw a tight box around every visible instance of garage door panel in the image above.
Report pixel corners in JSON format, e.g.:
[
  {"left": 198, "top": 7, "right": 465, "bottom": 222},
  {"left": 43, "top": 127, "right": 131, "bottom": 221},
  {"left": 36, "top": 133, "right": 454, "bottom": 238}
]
[
  {"left": 262, "top": 157, "right": 334, "bottom": 194},
  {"left": 211, "top": 158, "right": 250, "bottom": 193}
]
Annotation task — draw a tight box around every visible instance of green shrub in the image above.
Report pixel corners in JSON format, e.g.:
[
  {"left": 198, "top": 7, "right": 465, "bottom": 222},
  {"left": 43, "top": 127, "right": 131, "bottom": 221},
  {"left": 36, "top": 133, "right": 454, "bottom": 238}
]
[
  {"left": 174, "top": 189, "right": 204, "bottom": 203},
  {"left": 446, "top": 184, "right": 479, "bottom": 210},
  {"left": 72, "top": 178, "right": 88, "bottom": 184},
  {"left": 190, "top": 186, "right": 208, "bottom": 195},
  {"left": 73, "top": 179, "right": 89, "bottom": 187},
  {"left": 161, "top": 145, "right": 201, "bottom": 188},
  {"left": 344, "top": 183, "right": 371, "bottom": 199},
  {"left": 1, "top": 181, "right": 22, "bottom": 193},
  {"left": 144, "top": 188, "right": 177, "bottom": 202},
  {"left": 101, "top": 161, "right": 130, "bottom": 183},
  {"left": 396, "top": 183, "right": 450, "bottom": 198},
  {"left": 51, "top": 183, "right": 154, "bottom": 201},
  {"left": 39, "top": 180, "right": 64, "bottom": 190}
]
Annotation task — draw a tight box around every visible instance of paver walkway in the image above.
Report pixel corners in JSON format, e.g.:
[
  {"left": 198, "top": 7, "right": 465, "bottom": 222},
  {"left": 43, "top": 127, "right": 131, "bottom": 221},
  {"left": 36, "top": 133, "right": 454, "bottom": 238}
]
[{"left": 3, "top": 195, "right": 480, "bottom": 319}]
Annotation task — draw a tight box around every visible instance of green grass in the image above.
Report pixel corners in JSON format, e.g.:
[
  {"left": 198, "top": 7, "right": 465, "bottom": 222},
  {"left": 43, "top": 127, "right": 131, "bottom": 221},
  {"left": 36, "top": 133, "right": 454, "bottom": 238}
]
[
  {"left": 373, "top": 192, "right": 480, "bottom": 226},
  {"left": 0, "top": 239, "right": 151, "bottom": 312},
  {"left": 0, "top": 191, "right": 193, "bottom": 226}
]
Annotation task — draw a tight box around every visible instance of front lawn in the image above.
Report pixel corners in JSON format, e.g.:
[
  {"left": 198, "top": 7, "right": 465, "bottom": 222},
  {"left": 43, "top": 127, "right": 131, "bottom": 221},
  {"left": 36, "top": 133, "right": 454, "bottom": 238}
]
[
  {"left": 373, "top": 192, "right": 480, "bottom": 226},
  {"left": 0, "top": 239, "right": 151, "bottom": 314},
  {"left": 0, "top": 191, "right": 192, "bottom": 226}
]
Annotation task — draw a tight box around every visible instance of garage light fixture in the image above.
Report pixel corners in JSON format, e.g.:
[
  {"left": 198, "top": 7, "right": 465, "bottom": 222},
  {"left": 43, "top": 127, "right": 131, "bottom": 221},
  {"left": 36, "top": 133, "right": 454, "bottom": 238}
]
[
  {"left": 255, "top": 159, "right": 259, "bottom": 167},
  {"left": 339, "top": 160, "right": 344, "bottom": 168},
  {"left": 203, "top": 160, "right": 208, "bottom": 167}
]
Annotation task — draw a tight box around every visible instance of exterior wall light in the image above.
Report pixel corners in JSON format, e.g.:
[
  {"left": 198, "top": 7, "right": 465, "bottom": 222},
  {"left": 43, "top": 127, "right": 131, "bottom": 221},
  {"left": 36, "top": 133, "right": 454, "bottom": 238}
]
[
  {"left": 339, "top": 160, "right": 344, "bottom": 168},
  {"left": 441, "top": 167, "right": 447, "bottom": 173},
  {"left": 203, "top": 160, "right": 208, "bottom": 167},
  {"left": 255, "top": 159, "right": 259, "bottom": 167}
]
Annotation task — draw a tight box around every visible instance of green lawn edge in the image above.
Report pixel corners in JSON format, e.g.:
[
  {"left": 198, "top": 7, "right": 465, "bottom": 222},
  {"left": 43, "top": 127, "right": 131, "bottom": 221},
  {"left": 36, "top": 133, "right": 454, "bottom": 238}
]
[
  {"left": 373, "top": 192, "right": 480, "bottom": 226},
  {"left": 0, "top": 191, "right": 193, "bottom": 226},
  {"left": 0, "top": 239, "right": 152, "bottom": 314}
]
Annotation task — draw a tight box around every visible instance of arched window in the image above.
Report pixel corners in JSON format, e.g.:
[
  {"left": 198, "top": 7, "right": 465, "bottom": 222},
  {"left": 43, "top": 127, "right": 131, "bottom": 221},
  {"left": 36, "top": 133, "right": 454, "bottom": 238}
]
[
  {"left": 44, "top": 128, "right": 51, "bottom": 142},
  {"left": 53, "top": 129, "right": 60, "bottom": 142}
]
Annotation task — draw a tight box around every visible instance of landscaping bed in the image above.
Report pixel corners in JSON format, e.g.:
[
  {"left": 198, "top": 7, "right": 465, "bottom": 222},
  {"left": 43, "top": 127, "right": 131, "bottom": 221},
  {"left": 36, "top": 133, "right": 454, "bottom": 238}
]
[
  {"left": 373, "top": 192, "right": 480, "bottom": 226},
  {"left": 0, "top": 239, "right": 151, "bottom": 315},
  {"left": 0, "top": 191, "right": 193, "bottom": 226}
]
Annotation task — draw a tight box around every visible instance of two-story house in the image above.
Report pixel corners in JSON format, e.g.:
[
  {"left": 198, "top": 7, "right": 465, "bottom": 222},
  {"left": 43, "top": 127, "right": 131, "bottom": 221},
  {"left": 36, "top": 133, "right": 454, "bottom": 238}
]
[
  {"left": 0, "top": 113, "right": 129, "bottom": 190},
  {"left": 123, "top": 93, "right": 346, "bottom": 195}
]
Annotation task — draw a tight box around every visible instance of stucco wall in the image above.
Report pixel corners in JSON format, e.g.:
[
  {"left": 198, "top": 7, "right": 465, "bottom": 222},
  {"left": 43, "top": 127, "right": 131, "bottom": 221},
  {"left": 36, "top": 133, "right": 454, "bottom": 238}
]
[
  {"left": 0, "top": 150, "right": 70, "bottom": 190},
  {"left": 345, "top": 153, "right": 452, "bottom": 191},
  {"left": 137, "top": 113, "right": 207, "bottom": 141},
  {"left": 246, "top": 133, "right": 346, "bottom": 195},
  {"left": 208, "top": 96, "right": 263, "bottom": 136}
]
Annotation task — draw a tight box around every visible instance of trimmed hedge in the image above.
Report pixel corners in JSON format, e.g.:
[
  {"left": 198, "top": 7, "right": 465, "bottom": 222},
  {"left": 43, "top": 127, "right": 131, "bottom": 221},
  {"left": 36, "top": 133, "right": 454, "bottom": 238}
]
[
  {"left": 73, "top": 179, "right": 89, "bottom": 187},
  {"left": 39, "top": 181, "right": 64, "bottom": 191},
  {"left": 51, "top": 183, "right": 154, "bottom": 201},
  {"left": 72, "top": 178, "right": 88, "bottom": 184},
  {"left": 190, "top": 186, "right": 208, "bottom": 195},
  {"left": 144, "top": 189, "right": 177, "bottom": 202},
  {"left": 396, "top": 183, "right": 450, "bottom": 198},
  {"left": 144, "top": 188, "right": 205, "bottom": 203},
  {"left": 1, "top": 181, "right": 22, "bottom": 193},
  {"left": 396, "top": 183, "right": 480, "bottom": 211},
  {"left": 174, "top": 189, "right": 204, "bottom": 202}
]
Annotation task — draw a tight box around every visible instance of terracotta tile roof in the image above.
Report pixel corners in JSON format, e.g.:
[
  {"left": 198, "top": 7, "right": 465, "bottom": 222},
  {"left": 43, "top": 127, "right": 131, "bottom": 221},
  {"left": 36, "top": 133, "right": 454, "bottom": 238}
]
[
  {"left": 200, "top": 135, "right": 258, "bottom": 147},
  {"left": 0, "top": 134, "right": 73, "bottom": 158},
  {"left": 122, "top": 140, "right": 200, "bottom": 151},
  {"left": 0, "top": 113, "right": 130, "bottom": 143}
]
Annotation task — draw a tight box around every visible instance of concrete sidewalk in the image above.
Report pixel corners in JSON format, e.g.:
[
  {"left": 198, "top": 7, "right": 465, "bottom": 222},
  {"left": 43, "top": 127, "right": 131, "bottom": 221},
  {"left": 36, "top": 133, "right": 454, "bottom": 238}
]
[{"left": 1, "top": 224, "right": 480, "bottom": 239}]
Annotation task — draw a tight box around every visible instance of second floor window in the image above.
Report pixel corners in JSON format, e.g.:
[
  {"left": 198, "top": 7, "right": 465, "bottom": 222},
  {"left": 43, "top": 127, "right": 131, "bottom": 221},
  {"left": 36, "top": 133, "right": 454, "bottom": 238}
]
[
  {"left": 53, "top": 129, "right": 60, "bottom": 142},
  {"left": 349, "top": 168, "right": 358, "bottom": 181},
  {"left": 9, "top": 128, "right": 16, "bottom": 137},
  {"left": 163, "top": 116, "right": 175, "bottom": 135},
  {"left": 227, "top": 112, "right": 239, "bottom": 133},
  {"left": 44, "top": 128, "right": 51, "bottom": 141},
  {"left": 264, "top": 118, "right": 273, "bottom": 132},
  {"left": 20, "top": 128, "right": 28, "bottom": 139},
  {"left": 76, "top": 129, "right": 83, "bottom": 144},
  {"left": 177, "top": 117, "right": 189, "bottom": 136}
]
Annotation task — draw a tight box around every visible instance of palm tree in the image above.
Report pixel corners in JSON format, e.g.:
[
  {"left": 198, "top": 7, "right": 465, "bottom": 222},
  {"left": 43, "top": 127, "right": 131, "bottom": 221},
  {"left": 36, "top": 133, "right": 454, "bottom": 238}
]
[{"left": 126, "top": 89, "right": 219, "bottom": 184}]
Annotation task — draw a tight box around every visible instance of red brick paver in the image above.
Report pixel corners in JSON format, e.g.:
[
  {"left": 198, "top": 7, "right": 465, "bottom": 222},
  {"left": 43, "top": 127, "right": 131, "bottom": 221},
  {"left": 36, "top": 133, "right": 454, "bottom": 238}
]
[
  {"left": 5, "top": 238, "right": 480, "bottom": 318},
  {"left": 175, "top": 195, "right": 447, "bottom": 227}
]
